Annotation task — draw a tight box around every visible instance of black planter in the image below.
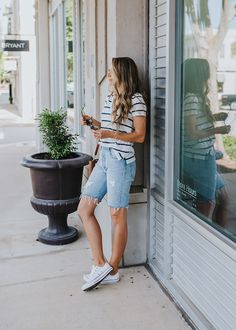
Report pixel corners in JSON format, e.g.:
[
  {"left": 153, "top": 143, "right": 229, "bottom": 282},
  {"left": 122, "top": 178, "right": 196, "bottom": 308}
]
[{"left": 22, "top": 152, "right": 92, "bottom": 245}]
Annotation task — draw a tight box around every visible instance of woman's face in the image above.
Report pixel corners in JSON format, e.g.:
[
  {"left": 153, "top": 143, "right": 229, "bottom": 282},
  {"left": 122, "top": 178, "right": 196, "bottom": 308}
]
[{"left": 107, "top": 66, "right": 118, "bottom": 87}]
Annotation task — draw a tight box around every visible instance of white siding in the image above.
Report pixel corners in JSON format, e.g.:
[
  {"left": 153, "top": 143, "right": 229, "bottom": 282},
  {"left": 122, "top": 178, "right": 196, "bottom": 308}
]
[
  {"left": 148, "top": 0, "right": 236, "bottom": 329},
  {"left": 148, "top": 0, "right": 167, "bottom": 277},
  {"left": 172, "top": 215, "right": 236, "bottom": 330}
]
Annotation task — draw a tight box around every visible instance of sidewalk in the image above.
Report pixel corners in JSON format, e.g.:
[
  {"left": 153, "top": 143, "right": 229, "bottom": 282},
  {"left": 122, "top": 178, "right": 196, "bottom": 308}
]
[
  {"left": 0, "top": 90, "right": 35, "bottom": 145},
  {"left": 0, "top": 143, "right": 191, "bottom": 330},
  {"left": 0, "top": 88, "right": 34, "bottom": 126}
]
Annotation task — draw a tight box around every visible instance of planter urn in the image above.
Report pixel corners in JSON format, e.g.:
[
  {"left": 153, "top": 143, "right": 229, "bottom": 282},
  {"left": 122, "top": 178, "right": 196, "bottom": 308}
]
[{"left": 22, "top": 152, "right": 92, "bottom": 245}]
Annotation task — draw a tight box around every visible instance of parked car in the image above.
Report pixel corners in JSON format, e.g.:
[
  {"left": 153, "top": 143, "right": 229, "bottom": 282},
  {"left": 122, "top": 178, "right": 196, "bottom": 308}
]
[{"left": 221, "top": 94, "right": 236, "bottom": 110}]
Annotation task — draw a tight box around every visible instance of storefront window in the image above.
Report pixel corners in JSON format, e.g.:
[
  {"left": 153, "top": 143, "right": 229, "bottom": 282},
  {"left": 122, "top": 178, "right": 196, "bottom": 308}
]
[
  {"left": 80, "top": 0, "right": 86, "bottom": 111},
  {"left": 65, "top": 0, "right": 74, "bottom": 128},
  {"left": 76, "top": 0, "right": 86, "bottom": 137},
  {"left": 51, "top": 10, "right": 60, "bottom": 109},
  {"left": 176, "top": 0, "right": 236, "bottom": 242},
  {"left": 64, "top": 0, "right": 86, "bottom": 135}
]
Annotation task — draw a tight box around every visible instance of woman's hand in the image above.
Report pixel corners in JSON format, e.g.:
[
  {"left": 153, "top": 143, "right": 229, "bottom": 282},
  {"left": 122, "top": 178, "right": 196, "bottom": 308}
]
[
  {"left": 214, "top": 112, "right": 228, "bottom": 121},
  {"left": 215, "top": 125, "right": 231, "bottom": 134},
  {"left": 92, "top": 117, "right": 146, "bottom": 142},
  {"left": 93, "top": 129, "right": 112, "bottom": 140},
  {"left": 80, "top": 114, "right": 92, "bottom": 126}
]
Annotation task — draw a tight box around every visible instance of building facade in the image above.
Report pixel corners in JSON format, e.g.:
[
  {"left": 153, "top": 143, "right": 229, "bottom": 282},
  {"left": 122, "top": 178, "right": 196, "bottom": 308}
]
[
  {"left": 36, "top": 1, "right": 236, "bottom": 329},
  {"left": 0, "top": 0, "right": 36, "bottom": 122}
]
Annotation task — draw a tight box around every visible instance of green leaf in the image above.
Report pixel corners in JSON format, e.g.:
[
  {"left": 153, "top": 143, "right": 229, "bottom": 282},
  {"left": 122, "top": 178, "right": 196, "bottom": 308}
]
[{"left": 37, "top": 108, "right": 79, "bottom": 160}]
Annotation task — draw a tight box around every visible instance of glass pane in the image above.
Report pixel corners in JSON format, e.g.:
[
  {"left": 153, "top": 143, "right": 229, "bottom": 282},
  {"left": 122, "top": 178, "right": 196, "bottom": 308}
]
[
  {"left": 78, "top": 0, "right": 86, "bottom": 137},
  {"left": 52, "top": 12, "right": 59, "bottom": 109},
  {"left": 65, "top": 0, "right": 74, "bottom": 128},
  {"left": 80, "top": 0, "right": 86, "bottom": 109},
  {"left": 176, "top": 0, "right": 236, "bottom": 242}
]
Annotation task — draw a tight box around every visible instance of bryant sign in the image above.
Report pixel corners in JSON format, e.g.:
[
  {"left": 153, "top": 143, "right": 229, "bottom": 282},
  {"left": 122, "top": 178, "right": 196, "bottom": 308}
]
[{"left": 1, "top": 40, "right": 29, "bottom": 52}]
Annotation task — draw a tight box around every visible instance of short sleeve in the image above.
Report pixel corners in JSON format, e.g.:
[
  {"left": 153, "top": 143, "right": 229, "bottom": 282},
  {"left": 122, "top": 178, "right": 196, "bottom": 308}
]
[
  {"left": 184, "top": 94, "right": 202, "bottom": 117},
  {"left": 130, "top": 94, "right": 147, "bottom": 117},
  {"left": 104, "top": 93, "right": 113, "bottom": 107}
]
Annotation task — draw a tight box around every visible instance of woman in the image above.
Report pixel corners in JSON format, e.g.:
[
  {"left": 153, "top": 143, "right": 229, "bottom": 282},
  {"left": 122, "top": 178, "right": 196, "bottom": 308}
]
[
  {"left": 183, "top": 58, "right": 230, "bottom": 219},
  {"left": 78, "top": 57, "right": 147, "bottom": 291}
]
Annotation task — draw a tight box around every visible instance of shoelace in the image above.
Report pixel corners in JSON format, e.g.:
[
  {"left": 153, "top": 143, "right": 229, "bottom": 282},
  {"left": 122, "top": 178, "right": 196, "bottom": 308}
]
[
  {"left": 89, "top": 265, "right": 95, "bottom": 274},
  {"left": 85, "top": 265, "right": 95, "bottom": 279},
  {"left": 87, "top": 263, "right": 110, "bottom": 279},
  {"left": 92, "top": 265, "right": 106, "bottom": 276}
]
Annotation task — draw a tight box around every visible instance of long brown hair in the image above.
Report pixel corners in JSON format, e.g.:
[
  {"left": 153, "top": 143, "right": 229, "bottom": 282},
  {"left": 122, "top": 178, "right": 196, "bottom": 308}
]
[
  {"left": 183, "top": 58, "right": 213, "bottom": 122},
  {"left": 111, "top": 57, "right": 143, "bottom": 125}
]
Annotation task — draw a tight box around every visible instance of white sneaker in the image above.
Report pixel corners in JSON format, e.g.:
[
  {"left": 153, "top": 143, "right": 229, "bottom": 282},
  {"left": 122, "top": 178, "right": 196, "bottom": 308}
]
[
  {"left": 83, "top": 270, "right": 120, "bottom": 284},
  {"left": 81, "top": 262, "right": 113, "bottom": 291},
  {"left": 83, "top": 265, "right": 95, "bottom": 282},
  {"left": 99, "top": 272, "right": 120, "bottom": 285}
]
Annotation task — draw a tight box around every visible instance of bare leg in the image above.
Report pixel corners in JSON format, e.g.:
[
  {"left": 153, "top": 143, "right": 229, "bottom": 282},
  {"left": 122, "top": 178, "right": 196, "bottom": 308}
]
[
  {"left": 212, "top": 187, "right": 229, "bottom": 228},
  {"left": 77, "top": 197, "right": 106, "bottom": 266},
  {"left": 109, "top": 207, "right": 128, "bottom": 275},
  {"left": 196, "top": 200, "right": 215, "bottom": 218}
]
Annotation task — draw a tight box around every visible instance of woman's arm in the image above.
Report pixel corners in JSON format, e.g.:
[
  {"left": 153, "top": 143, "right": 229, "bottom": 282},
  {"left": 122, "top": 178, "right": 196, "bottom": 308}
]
[
  {"left": 90, "top": 117, "right": 101, "bottom": 127},
  {"left": 185, "top": 115, "right": 230, "bottom": 139},
  {"left": 93, "top": 116, "right": 146, "bottom": 143},
  {"left": 81, "top": 115, "right": 101, "bottom": 127}
]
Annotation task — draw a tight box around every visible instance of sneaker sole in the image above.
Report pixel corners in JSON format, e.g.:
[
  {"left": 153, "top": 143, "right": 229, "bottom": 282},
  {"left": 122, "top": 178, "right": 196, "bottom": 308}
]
[
  {"left": 83, "top": 273, "right": 120, "bottom": 283},
  {"left": 82, "top": 267, "right": 112, "bottom": 291},
  {"left": 100, "top": 278, "right": 120, "bottom": 285}
]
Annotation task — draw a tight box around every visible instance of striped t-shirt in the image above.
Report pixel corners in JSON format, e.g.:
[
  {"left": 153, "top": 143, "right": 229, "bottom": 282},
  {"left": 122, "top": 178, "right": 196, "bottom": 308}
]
[
  {"left": 99, "top": 92, "right": 147, "bottom": 163},
  {"left": 183, "top": 93, "right": 215, "bottom": 159}
]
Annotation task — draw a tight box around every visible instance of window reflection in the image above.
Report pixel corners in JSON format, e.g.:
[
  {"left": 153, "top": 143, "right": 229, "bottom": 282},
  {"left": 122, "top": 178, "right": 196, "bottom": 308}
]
[
  {"left": 65, "top": 0, "right": 74, "bottom": 128},
  {"left": 80, "top": 0, "right": 86, "bottom": 110},
  {"left": 176, "top": 0, "right": 236, "bottom": 241}
]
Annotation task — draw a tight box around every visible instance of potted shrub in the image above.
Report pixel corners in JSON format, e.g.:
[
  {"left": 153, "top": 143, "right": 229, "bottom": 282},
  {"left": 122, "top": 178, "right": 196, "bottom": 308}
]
[{"left": 22, "top": 108, "right": 92, "bottom": 245}]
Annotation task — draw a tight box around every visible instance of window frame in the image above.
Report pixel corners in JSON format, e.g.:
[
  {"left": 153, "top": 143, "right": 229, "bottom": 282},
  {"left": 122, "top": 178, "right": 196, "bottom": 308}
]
[
  {"left": 173, "top": 0, "right": 236, "bottom": 244},
  {"left": 72, "top": 0, "right": 86, "bottom": 137},
  {"left": 49, "top": 0, "right": 66, "bottom": 110},
  {"left": 49, "top": 0, "right": 86, "bottom": 138}
]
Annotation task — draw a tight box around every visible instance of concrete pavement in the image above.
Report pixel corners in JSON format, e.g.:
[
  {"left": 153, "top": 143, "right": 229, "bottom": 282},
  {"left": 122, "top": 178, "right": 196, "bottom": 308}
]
[
  {"left": 0, "top": 143, "right": 191, "bottom": 330},
  {"left": 0, "top": 89, "right": 35, "bottom": 145}
]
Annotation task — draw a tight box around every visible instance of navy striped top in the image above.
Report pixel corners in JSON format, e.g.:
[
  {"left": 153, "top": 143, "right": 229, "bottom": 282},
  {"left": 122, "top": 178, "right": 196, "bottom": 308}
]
[
  {"left": 183, "top": 93, "right": 215, "bottom": 159},
  {"left": 99, "top": 93, "right": 147, "bottom": 163}
]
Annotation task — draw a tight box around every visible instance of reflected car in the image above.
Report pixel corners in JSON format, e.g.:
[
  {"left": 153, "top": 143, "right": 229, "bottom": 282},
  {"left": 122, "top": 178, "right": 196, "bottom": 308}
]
[{"left": 221, "top": 94, "right": 236, "bottom": 110}]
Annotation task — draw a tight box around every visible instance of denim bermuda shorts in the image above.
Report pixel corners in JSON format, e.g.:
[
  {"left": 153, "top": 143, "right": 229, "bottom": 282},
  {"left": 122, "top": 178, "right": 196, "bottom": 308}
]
[
  {"left": 81, "top": 147, "right": 136, "bottom": 208},
  {"left": 183, "top": 153, "right": 224, "bottom": 202}
]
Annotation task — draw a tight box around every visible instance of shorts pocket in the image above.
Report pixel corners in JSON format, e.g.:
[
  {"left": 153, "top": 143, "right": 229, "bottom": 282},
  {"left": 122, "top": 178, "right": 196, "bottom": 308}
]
[{"left": 110, "top": 148, "right": 120, "bottom": 160}]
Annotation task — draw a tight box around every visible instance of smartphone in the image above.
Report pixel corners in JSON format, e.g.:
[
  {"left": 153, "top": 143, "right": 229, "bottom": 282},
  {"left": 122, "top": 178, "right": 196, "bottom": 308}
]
[
  {"left": 81, "top": 106, "right": 91, "bottom": 126},
  {"left": 81, "top": 106, "right": 86, "bottom": 118},
  {"left": 90, "top": 124, "right": 100, "bottom": 130}
]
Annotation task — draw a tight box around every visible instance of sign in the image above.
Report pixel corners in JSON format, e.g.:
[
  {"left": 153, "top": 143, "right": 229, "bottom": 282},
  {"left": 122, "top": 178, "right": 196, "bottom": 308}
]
[
  {"left": 176, "top": 179, "right": 197, "bottom": 209},
  {"left": 1, "top": 40, "right": 29, "bottom": 52}
]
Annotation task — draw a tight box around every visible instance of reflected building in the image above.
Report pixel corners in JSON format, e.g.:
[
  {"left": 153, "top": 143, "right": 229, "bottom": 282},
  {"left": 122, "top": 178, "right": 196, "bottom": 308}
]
[{"left": 0, "top": 0, "right": 36, "bottom": 123}]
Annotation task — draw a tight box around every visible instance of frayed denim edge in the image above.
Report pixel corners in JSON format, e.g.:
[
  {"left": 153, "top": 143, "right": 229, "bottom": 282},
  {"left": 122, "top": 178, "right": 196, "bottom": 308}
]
[{"left": 80, "top": 194, "right": 100, "bottom": 206}]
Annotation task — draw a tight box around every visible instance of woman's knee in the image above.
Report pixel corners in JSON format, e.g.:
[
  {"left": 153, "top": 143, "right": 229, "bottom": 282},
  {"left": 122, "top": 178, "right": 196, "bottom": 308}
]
[
  {"left": 217, "top": 187, "right": 229, "bottom": 205},
  {"left": 110, "top": 207, "right": 127, "bottom": 225},
  {"left": 77, "top": 201, "right": 85, "bottom": 219},
  {"left": 77, "top": 197, "right": 96, "bottom": 219}
]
